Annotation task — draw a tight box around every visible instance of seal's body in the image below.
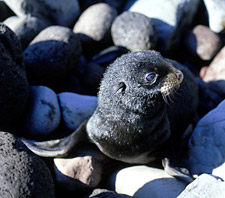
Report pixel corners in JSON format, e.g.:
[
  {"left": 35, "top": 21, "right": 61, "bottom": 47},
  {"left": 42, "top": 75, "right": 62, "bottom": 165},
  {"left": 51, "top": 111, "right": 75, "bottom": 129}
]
[
  {"left": 87, "top": 50, "right": 184, "bottom": 163},
  {"left": 22, "top": 50, "right": 198, "bottom": 166}
]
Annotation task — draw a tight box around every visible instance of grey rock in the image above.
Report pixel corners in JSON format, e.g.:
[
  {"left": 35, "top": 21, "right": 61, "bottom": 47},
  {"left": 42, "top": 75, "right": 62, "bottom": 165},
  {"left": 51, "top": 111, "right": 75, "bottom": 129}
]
[
  {"left": 0, "top": 23, "right": 29, "bottom": 132},
  {"left": 4, "top": 0, "right": 80, "bottom": 26},
  {"left": 200, "top": 46, "right": 225, "bottom": 82},
  {"left": 178, "top": 174, "right": 225, "bottom": 198},
  {"left": 54, "top": 145, "right": 107, "bottom": 191},
  {"left": 3, "top": 15, "right": 49, "bottom": 49},
  {"left": 73, "top": 3, "right": 117, "bottom": 56},
  {"left": 184, "top": 25, "right": 222, "bottom": 61},
  {"left": 184, "top": 99, "right": 225, "bottom": 176},
  {"left": 58, "top": 92, "right": 97, "bottom": 132},
  {"left": 24, "top": 25, "right": 82, "bottom": 90},
  {"left": 108, "top": 165, "right": 187, "bottom": 198},
  {"left": 111, "top": 11, "right": 158, "bottom": 52},
  {"left": 0, "top": 132, "right": 54, "bottom": 198},
  {"left": 24, "top": 86, "right": 61, "bottom": 138},
  {"left": 203, "top": 0, "right": 225, "bottom": 33},
  {"left": 124, "top": 0, "right": 201, "bottom": 54}
]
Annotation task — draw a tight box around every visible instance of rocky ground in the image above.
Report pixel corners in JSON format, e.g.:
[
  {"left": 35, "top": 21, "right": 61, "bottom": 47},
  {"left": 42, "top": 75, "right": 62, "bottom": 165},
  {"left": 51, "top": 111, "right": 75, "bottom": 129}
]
[{"left": 1, "top": 0, "right": 225, "bottom": 197}]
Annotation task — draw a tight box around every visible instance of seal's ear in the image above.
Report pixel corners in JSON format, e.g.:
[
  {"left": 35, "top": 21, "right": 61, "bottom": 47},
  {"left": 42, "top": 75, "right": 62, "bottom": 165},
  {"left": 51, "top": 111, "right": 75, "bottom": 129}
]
[{"left": 116, "top": 82, "right": 126, "bottom": 95}]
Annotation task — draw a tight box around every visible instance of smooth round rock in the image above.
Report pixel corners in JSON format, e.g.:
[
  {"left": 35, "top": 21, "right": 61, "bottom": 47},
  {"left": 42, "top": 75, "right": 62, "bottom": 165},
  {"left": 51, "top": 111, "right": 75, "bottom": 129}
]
[
  {"left": 73, "top": 3, "right": 117, "bottom": 55},
  {"left": 4, "top": 0, "right": 80, "bottom": 26},
  {"left": 178, "top": 174, "right": 225, "bottom": 198},
  {"left": 0, "top": 132, "right": 54, "bottom": 197},
  {"left": 24, "top": 86, "right": 61, "bottom": 138},
  {"left": 3, "top": 16, "right": 49, "bottom": 49},
  {"left": 200, "top": 46, "right": 225, "bottom": 82},
  {"left": 184, "top": 99, "right": 225, "bottom": 175},
  {"left": 108, "top": 165, "right": 187, "bottom": 198},
  {"left": 0, "top": 23, "right": 29, "bottom": 131},
  {"left": 24, "top": 25, "right": 82, "bottom": 90},
  {"left": 111, "top": 11, "right": 157, "bottom": 52},
  {"left": 54, "top": 145, "right": 106, "bottom": 191},
  {"left": 184, "top": 25, "right": 222, "bottom": 61},
  {"left": 124, "top": 0, "right": 201, "bottom": 53},
  {"left": 58, "top": 92, "right": 97, "bottom": 131}
]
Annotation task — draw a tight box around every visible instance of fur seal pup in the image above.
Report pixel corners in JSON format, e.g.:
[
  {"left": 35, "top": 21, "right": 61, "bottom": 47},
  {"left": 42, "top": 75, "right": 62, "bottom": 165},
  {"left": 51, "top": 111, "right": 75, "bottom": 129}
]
[{"left": 22, "top": 50, "right": 198, "bottom": 168}]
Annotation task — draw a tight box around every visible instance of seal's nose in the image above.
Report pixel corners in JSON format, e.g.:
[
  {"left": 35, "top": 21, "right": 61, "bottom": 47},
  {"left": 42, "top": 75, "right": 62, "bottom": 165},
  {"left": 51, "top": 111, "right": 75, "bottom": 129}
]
[{"left": 176, "top": 70, "right": 183, "bottom": 83}]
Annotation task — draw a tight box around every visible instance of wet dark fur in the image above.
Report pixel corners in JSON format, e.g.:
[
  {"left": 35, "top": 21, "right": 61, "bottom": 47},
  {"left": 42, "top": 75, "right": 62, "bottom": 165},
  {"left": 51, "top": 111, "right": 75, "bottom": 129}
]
[
  {"left": 22, "top": 50, "right": 198, "bottom": 165},
  {"left": 87, "top": 50, "right": 198, "bottom": 163}
]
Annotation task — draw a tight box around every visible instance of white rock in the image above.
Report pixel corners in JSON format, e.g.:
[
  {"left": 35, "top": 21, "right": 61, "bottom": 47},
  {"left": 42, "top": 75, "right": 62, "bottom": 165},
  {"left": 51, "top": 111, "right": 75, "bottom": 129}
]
[
  {"left": 203, "top": 0, "right": 225, "bottom": 33},
  {"left": 108, "top": 165, "right": 187, "bottom": 198},
  {"left": 53, "top": 145, "right": 107, "bottom": 191},
  {"left": 178, "top": 174, "right": 225, "bottom": 198},
  {"left": 213, "top": 163, "right": 225, "bottom": 181},
  {"left": 54, "top": 155, "right": 102, "bottom": 190},
  {"left": 24, "top": 86, "right": 61, "bottom": 137},
  {"left": 124, "top": 0, "right": 200, "bottom": 53},
  {"left": 184, "top": 99, "right": 225, "bottom": 176},
  {"left": 58, "top": 92, "right": 97, "bottom": 131},
  {"left": 3, "top": 0, "right": 80, "bottom": 26}
]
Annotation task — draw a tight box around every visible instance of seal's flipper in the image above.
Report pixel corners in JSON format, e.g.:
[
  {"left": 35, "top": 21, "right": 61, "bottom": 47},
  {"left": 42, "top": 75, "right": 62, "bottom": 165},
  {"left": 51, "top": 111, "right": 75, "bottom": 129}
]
[
  {"left": 162, "top": 158, "right": 194, "bottom": 184},
  {"left": 21, "top": 121, "right": 88, "bottom": 157}
]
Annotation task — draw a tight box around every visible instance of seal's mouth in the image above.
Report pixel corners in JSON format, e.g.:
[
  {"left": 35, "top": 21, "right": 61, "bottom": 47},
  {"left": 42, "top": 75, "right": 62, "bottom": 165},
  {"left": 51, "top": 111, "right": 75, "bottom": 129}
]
[{"left": 160, "top": 70, "right": 183, "bottom": 97}]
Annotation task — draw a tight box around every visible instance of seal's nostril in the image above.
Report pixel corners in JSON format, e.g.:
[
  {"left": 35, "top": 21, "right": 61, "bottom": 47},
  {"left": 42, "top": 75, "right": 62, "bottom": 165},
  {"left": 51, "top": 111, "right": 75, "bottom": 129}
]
[{"left": 176, "top": 71, "right": 183, "bottom": 82}]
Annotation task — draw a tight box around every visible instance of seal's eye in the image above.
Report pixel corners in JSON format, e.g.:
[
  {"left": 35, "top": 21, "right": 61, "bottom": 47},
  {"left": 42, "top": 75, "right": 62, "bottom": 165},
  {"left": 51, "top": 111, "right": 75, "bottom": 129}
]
[{"left": 145, "top": 72, "right": 157, "bottom": 84}]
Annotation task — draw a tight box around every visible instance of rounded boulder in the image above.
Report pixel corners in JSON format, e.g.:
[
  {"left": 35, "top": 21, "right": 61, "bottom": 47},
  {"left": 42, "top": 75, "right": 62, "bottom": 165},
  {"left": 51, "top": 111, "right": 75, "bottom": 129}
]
[{"left": 0, "top": 132, "right": 55, "bottom": 198}]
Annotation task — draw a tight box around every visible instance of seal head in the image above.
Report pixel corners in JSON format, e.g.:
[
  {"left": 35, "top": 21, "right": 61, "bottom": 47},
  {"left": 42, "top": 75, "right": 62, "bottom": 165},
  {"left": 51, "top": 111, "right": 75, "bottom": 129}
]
[{"left": 87, "top": 50, "right": 183, "bottom": 164}]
